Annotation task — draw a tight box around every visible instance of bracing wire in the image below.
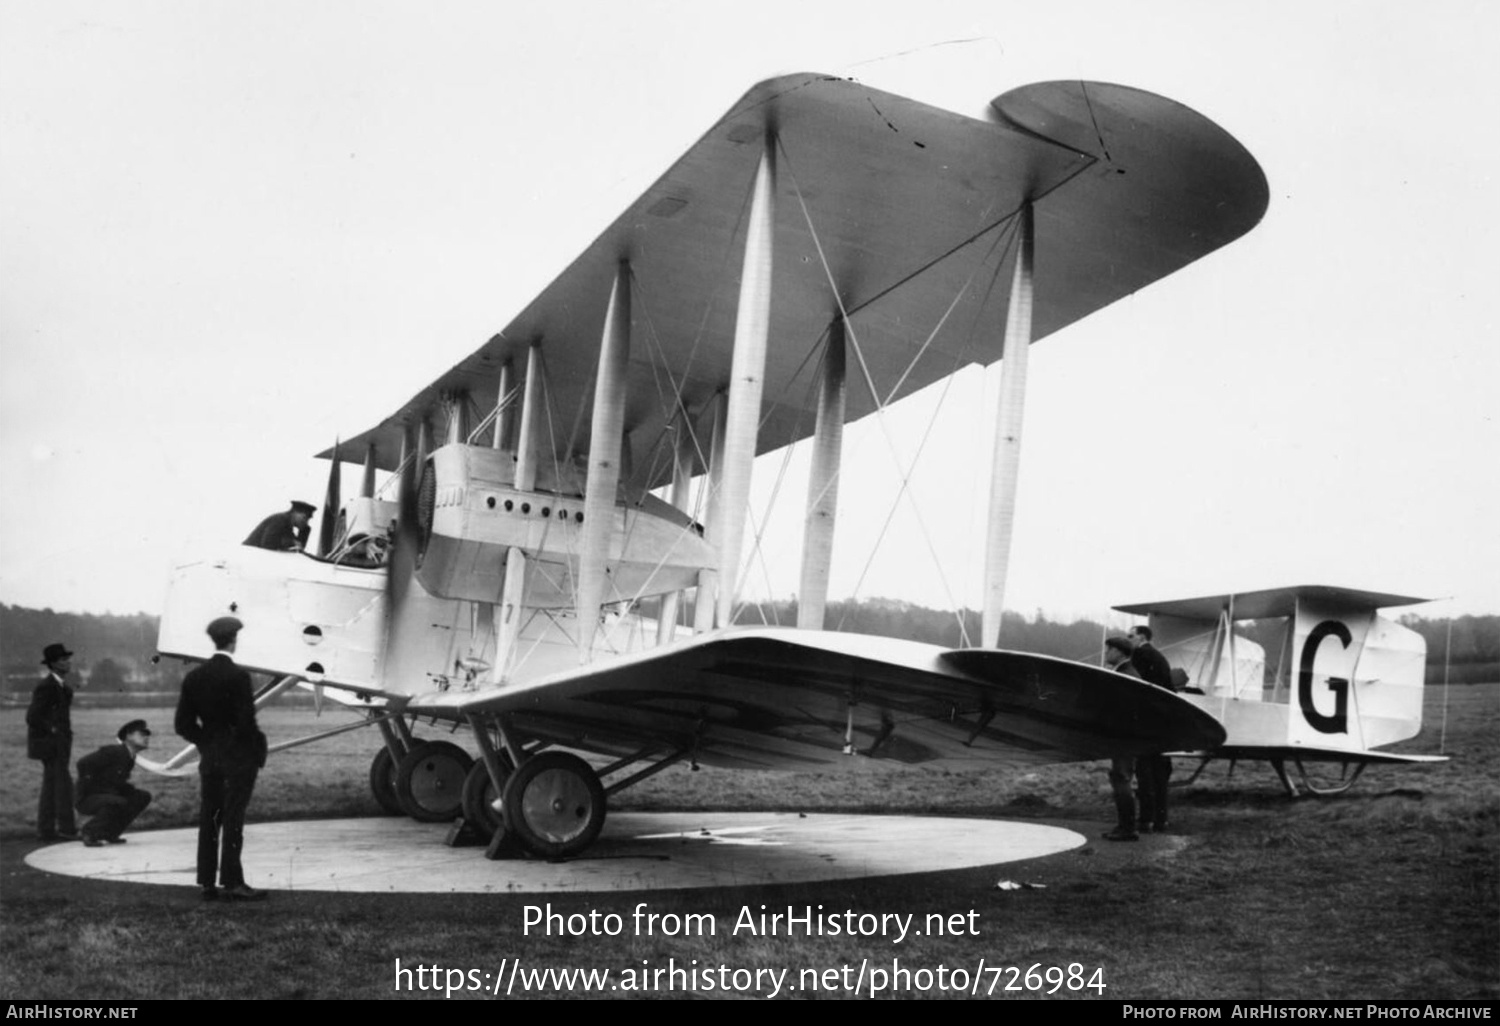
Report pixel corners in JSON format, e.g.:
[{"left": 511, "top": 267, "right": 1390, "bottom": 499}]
[
  {"left": 1440, "top": 618, "right": 1451, "bottom": 754},
  {"left": 779, "top": 137, "right": 1018, "bottom": 641}
]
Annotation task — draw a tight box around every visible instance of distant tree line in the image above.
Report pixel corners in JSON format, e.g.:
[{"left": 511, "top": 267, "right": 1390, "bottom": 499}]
[
  {"left": 0, "top": 604, "right": 183, "bottom": 695},
  {"left": 2, "top": 601, "right": 1494, "bottom": 694},
  {"left": 1398, "top": 614, "right": 1500, "bottom": 684}
]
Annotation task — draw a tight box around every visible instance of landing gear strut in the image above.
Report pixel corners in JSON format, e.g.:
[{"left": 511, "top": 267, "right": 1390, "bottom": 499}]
[
  {"left": 460, "top": 754, "right": 512, "bottom": 840},
  {"left": 368, "top": 748, "right": 403, "bottom": 816}
]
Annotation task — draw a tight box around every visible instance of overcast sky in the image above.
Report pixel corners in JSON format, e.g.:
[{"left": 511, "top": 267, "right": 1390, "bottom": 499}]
[{"left": 2, "top": 1, "right": 1496, "bottom": 630}]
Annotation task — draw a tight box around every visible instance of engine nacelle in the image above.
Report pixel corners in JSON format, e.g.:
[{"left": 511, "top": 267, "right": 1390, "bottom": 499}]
[{"left": 415, "top": 444, "right": 714, "bottom": 608}]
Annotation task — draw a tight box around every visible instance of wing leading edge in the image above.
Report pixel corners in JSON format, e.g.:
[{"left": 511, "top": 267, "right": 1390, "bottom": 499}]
[
  {"left": 329, "top": 74, "right": 1268, "bottom": 492},
  {"left": 409, "top": 628, "right": 1227, "bottom": 771}
]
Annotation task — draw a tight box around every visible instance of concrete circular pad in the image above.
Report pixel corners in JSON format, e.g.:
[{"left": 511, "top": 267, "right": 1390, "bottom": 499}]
[{"left": 25, "top": 813, "right": 1084, "bottom": 894}]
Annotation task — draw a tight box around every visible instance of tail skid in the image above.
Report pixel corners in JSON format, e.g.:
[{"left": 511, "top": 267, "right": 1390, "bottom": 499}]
[{"left": 1174, "top": 745, "right": 1448, "bottom": 797}]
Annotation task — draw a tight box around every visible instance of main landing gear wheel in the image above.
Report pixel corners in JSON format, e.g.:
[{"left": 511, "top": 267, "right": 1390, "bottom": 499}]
[
  {"left": 501, "top": 752, "right": 606, "bottom": 859},
  {"left": 461, "top": 756, "right": 513, "bottom": 841},
  {"left": 394, "top": 741, "right": 474, "bottom": 822},
  {"left": 368, "top": 747, "right": 404, "bottom": 816}
]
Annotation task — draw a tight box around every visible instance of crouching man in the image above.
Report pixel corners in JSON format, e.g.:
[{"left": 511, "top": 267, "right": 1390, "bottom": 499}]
[{"left": 76, "top": 719, "right": 153, "bottom": 847}]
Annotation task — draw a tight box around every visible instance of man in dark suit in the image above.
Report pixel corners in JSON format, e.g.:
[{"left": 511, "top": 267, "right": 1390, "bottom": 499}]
[
  {"left": 1129, "top": 624, "right": 1176, "bottom": 834},
  {"left": 1102, "top": 637, "right": 1143, "bottom": 841},
  {"left": 76, "top": 720, "right": 153, "bottom": 846},
  {"left": 243, "top": 500, "right": 315, "bottom": 551},
  {"left": 175, "top": 616, "right": 269, "bottom": 901},
  {"left": 1129, "top": 625, "right": 1174, "bottom": 690},
  {"left": 27, "top": 643, "right": 80, "bottom": 842}
]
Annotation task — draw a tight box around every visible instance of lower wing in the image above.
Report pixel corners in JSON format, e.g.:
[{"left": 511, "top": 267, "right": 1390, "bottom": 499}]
[{"left": 411, "top": 628, "right": 1227, "bottom": 771}]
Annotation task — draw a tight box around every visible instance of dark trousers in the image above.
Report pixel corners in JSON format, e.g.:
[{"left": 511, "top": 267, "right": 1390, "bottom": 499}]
[
  {"left": 37, "top": 740, "right": 76, "bottom": 837},
  {"left": 1136, "top": 755, "right": 1173, "bottom": 829},
  {"left": 1108, "top": 756, "right": 1137, "bottom": 832},
  {"left": 78, "top": 790, "right": 152, "bottom": 842},
  {"left": 196, "top": 763, "right": 258, "bottom": 888}
]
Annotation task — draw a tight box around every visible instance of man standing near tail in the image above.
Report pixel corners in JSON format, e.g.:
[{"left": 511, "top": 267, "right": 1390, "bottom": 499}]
[
  {"left": 1102, "top": 636, "right": 1143, "bottom": 841},
  {"left": 1129, "top": 625, "right": 1176, "bottom": 833}
]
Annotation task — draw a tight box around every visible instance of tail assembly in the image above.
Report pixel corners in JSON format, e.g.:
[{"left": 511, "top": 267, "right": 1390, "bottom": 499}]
[{"left": 1114, "top": 585, "right": 1447, "bottom": 795}]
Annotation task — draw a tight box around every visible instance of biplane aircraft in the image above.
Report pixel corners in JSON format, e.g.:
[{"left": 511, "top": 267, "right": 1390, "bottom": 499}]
[
  {"left": 155, "top": 72, "right": 1268, "bottom": 859},
  {"left": 1114, "top": 585, "right": 1448, "bottom": 796}
]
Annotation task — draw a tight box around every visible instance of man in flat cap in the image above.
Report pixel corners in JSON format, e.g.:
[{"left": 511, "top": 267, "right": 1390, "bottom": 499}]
[
  {"left": 76, "top": 720, "right": 154, "bottom": 846},
  {"left": 27, "top": 643, "right": 80, "bottom": 841},
  {"left": 243, "top": 500, "right": 315, "bottom": 552},
  {"left": 175, "top": 616, "right": 269, "bottom": 901}
]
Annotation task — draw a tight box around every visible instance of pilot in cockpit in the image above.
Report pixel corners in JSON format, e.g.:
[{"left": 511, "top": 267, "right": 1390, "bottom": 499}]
[{"left": 244, "top": 501, "right": 315, "bottom": 552}]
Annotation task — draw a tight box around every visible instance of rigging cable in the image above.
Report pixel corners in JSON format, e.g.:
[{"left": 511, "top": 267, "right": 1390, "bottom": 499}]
[
  {"left": 1440, "top": 617, "right": 1451, "bottom": 754},
  {"left": 780, "top": 138, "right": 1020, "bottom": 642}
]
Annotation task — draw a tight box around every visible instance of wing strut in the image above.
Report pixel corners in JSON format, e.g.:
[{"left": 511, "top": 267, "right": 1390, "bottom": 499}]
[
  {"left": 492, "top": 358, "right": 515, "bottom": 452},
  {"left": 360, "top": 443, "right": 376, "bottom": 498},
  {"left": 981, "top": 202, "right": 1034, "bottom": 648},
  {"left": 1227, "top": 594, "right": 1239, "bottom": 694},
  {"left": 577, "top": 263, "right": 632, "bottom": 658},
  {"left": 656, "top": 407, "right": 697, "bottom": 644},
  {"left": 442, "top": 391, "right": 469, "bottom": 445},
  {"left": 493, "top": 342, "right": 544, "bottom": 680},
  {"left": 798, "top": 318, "right": 846, "bottom": 629},
  {"left": 714, "top": 135, "right": 777, "bottom": 629},
  {"left": 693, "top": 393, "right": 727, "bottom": 633}
]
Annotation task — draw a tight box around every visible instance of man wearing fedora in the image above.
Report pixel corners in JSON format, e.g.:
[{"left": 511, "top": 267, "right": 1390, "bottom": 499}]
[
  {"left": 175, "top": 616, "right": 269, "bottom": 901},
  {"left": 27, "top": 643, "right": 80, "bottom": 842},
  {"left": 76, "top": 720, "right": 154, "bottom": 846},
  {"left": 243, "top": 500, "right": 315, "bottom": 551}
]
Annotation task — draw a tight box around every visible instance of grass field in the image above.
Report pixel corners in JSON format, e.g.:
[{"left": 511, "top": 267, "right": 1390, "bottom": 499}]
[{"left": 1, "top": 685, "right": 1495, "bottom": 1000}]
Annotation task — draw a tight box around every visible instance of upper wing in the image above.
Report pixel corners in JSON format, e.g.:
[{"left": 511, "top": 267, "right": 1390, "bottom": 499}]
[
  {"left": 409, "top": 628, "right": 1227, "bottom": 770},
  {"left": 330, "top": 74, "right": 1267, "bottom": 491},
  {"left": 1115, "top": 585, "right": 1433, "bottom": 621}
]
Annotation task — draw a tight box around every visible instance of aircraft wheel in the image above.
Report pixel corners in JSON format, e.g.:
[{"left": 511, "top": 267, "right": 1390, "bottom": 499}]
[
  {"left": 501, "top": 752, "right": 606, "bottom": 859},
  {"left": 460, "top": 755, "right": 513, "bottom": 840},
  {"left": 394, "top": 741, "right": 473, "bottom": 822},
  {"left": 368, "top": 747, "right": 404, "bottom": 816}
]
